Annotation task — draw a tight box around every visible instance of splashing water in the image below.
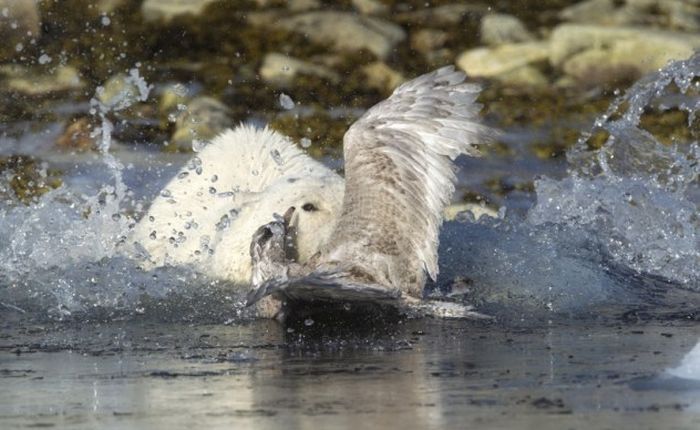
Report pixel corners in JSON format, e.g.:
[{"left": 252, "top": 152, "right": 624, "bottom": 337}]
[
  {"left": 1, "top": 56, "right": 699, "bottom": 323},
  {"left": 529, "top": 54, "right": 700, "bottom": 287},
  {"left": 0, "top": 69, "right": 243, "bottom": 321}
]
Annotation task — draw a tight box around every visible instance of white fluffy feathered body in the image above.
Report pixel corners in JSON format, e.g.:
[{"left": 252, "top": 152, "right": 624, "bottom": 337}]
[{"left": 131, "top": 126, "right": 343, "bottom": 284}]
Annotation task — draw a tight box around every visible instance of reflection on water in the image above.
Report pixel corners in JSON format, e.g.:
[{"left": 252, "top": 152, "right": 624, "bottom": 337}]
[{"left": 1, "top": 320, "right": 699, "bottom": 429}]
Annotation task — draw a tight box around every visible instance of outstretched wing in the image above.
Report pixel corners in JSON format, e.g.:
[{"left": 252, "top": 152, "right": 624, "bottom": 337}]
[{"left": 323, "top": 66, "right": 493, "bottom": 296}]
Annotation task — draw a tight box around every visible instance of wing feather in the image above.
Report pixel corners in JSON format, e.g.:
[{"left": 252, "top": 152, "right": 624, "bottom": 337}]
[{"left": 323, "top": 66, "right": 493, "bottom": 296}]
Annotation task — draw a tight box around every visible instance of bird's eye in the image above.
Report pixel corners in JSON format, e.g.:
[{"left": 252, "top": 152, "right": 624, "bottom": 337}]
[{"left": 302, "top": 203, "right": 318, "bottom": 212}]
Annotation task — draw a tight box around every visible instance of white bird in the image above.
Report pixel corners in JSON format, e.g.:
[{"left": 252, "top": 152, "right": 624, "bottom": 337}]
[
  {"left": 246, "top": 66, "right": 494, "bottom": 320},
  {"left": 131, "top": 125, "right": 344, "bottom": 284}
]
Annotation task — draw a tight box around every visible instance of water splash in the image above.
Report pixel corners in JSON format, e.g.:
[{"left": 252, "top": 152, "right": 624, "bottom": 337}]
[
  {"left": 0, "top": 69, "right": 249, "bottom": 320},
  {"left": 529, "top": 54, "right": 700, "bottom": 287}
]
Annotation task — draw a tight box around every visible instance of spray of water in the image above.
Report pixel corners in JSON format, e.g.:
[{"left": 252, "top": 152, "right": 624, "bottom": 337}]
[{"left": 529, "top": 53, "right": 699, "bottom": 286}]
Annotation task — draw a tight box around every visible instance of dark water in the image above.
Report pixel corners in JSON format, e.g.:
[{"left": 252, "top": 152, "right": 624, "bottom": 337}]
[{"left": 2, "top": 318, "right": 699, "bottom": 429}]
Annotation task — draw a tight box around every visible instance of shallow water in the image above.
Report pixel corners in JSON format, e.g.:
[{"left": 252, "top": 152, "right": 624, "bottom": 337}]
[{"left": 2, "top": 319, "right": 699, "bottom": 429}]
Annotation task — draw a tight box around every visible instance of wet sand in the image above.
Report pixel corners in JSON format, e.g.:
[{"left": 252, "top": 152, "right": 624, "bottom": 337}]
[{"left": 1, "top": 319, "right": 699, "bottom": 429}]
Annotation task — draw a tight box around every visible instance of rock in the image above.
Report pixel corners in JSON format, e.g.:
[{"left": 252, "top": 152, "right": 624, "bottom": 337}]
[
  {"left": 171, "top": 97, "right": 232, "bottom": 149},
  {"left": 549, "top": 24, "right": 700, "bottom": 68},
  {"left": 561, "top": 37, "right": 696, "bottom": 83},
  {"left": 625, "top": 0, "right": 700, "bottom": 31},
  {"left": 159, "top": 82, "right": 192, "bottom": 115},
  {"left": 0, "top": 0, "right": 40, "bottom": 61},
  {"left": 352, "top": 0, "right": 389, "bottom": 15},
  {"left": 259, "top": 53, "right": 340, "bottom": 86},
  {"left": 56, "top": 118, "right": 95, "bottom": 151},
  {"left": 97, "top": 73, "right": 145, "bottom": 108},
  {"left": 276, "top": 12, "right": 405, "bottom": 59},
  {"left": 411, "top": 29, "right": 449, "bottom": 55},
  {"left": 559, "top": 0, "right": 700, "bottom": 31},
  {"left": 444, "top": 202, "right": 498, "bottom": 221},
  {"left": 141, "top": 0, "right": 218, "bottom": 22},
  {"left": 0, "top": 65, "right": 84, "bottom": 96},
  {"left": 288, "top": 0, "right": 320, "bottom": 12},
  {"left": 361, "top": 62, "right": 405, "bottom": 93},
  {"left": 456, "top": 42, "right": 549, "bottom": 77},
  {"left": 480, "top": 13, "right": 534, "bottom": 46},
  {"left": 396, "top": 4, "right": 487, "bottom": 26},
  {"left": 558, "top": 0, "right": 619, "bottom": 24},
  {"left": 97, "top": 0, "right": 129, "bottom": 13},
  {"left": 496, "top": 65, "right": 549, "bottom": 88}
]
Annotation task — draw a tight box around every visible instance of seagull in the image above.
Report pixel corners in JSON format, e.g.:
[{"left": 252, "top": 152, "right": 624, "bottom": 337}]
[{"left": 246, "top": 66, "right": 494, "bottom": 320}]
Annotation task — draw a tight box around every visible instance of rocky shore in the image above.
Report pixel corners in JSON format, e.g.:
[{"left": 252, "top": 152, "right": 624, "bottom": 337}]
[{"left": 0, "top": 0, "right": 697, "bottom": 203}]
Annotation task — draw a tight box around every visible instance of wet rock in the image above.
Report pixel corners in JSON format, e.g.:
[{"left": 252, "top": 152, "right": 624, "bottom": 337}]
[
  {"left": 361, "top": 62, "right": 405, "bottom": 94},
  {"left": 457, "top": 42, "right": 549, "bottom": 77},
  {"left": 97, "top": 73, "right": 144, "bottom": 108},
  {"left": 497, "top": 65, "right": 549, "bottom": 88},
  {"left": 288, "top": 0, "right": 320, "bottom": 12},
  {"left": 410, "top": 29, "right": 449, "bottom": 55},
  {"left": 259, "top": 53, "right": 340, "bottom": 86},
  {"left": 625, "top": 0, "right": 700, "bottom": 31},
  {"left": 97, "top": 0, "right": 129, "bottom": 14},
  {"left": 158, "top": 82, "right": 192, "bottom": 115},
  {"left": 171, "top": 96, "right": 232, "bottom": 150},
  {"left": 396, "top": 4, "right": 487, "bottom": 26},
  {"left": 561, "top": 38, "right": 695, "bottom": 84},
  {"left": 444, "top": 203, "right": 499, "bottom": 221},
  {"left": 352, "top": 0, "right": 389, "bottom": 15},
  {"left": 56, "top": 118, "right": 95, "bottom": 152},
  {"left": 559, "top": 0, "right": 700, "bottom": 31},
  {"left": 0, "top": 156, "right": 62, "bottom": 204},
  {"left": 0, "top": 0, "right": 40, "bottom": 61},
  {"left": 141, "top": 0, "right": 218, "bottom": 22},
  {"left": 549, "top": 24, "right": 700, "bottom": 77},
  {"left": 558, "top": 0, "right": 619, "bottom": 24},
  {"left": 480, "top": 13, "right": 534, "bottom": 46},
  {"left": 276, "top": 12, "right": 405, "bottom": 59},
  {"left": 0, "top": 65, "right": 83, "bottom": 96}
]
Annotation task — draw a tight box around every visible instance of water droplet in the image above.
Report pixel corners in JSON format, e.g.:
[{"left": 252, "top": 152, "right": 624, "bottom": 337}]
[
  {"left": 300, "top": 137, "right": 312, "bottom": 149},
  {"left": 304, "top": 318, "right": 314, "bottom": 326},
  {"left": 209, "top": 187, "right": 216, "bottom": 194},
  {"left": 149, "top": 231, "right": 157, "bottom": 240},
  {"left": 192, "top": 139, "right": 208, "bottom": 153},
  {"left": 210, "top": 174, "right": 218, "bottom": 183},
  {"left": 101, "top": 15, "right": 111, "bottom": 26},
  {"left": 216, "top": 214, "right": 230, "bottom": 231},
  {"left": 38, "top": 53, "right": 52, "bottom": 64},
  {"left": 270, "top": 149, "right": 283, "bottom": 166},
  {"left": 160, "top": 189, "right": 172, "bottom": 198},
  {"left": 279, "top": 93, "right": 295, "bottom": 110},
  {"left": 177, "top": 171, "right": 189, "bottom": 179}
]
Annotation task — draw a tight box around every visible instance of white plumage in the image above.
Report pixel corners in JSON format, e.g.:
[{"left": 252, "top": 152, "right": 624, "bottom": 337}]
[{"left": 131, "top": 126, "right": 343, "bottom": 284}]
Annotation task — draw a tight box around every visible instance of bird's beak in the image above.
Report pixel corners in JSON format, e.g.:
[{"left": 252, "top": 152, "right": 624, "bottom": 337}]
[
  {"left": 283, "top": 206, "right": 296, "bottom": 227},
  {"left": 283, "top": 206, "right": 298, "bottom": 261}
]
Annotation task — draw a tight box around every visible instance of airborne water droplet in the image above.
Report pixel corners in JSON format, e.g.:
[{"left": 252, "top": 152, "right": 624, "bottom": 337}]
[{"left": 270, "top": 149, "right": 283, "bottom": 166}]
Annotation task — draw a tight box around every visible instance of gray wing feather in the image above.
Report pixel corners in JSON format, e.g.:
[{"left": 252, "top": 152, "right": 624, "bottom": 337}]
[
  {"left": 324, "top": 66, "right": 493, "bottom": 296},
  {"left": 245, "top": 272, "right": 491, "bottom": 320},
  {"left": 246, "top": 271, "right": 401, "bottom": 307}
]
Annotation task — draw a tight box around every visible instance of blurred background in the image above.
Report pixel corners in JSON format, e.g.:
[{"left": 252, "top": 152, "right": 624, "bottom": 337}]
[{"left": 0, "top": 0, "right": 697, "bottom": 209}]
